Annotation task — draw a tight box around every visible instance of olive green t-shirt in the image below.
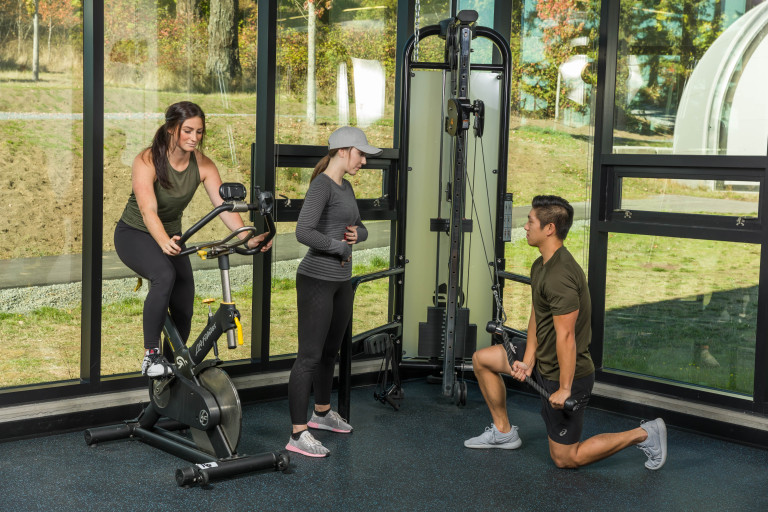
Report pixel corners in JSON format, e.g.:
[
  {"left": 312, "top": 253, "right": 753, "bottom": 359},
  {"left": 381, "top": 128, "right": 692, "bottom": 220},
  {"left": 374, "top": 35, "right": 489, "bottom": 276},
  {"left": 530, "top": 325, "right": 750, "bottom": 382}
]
[
  {"left": 120, "top": 152, "right": 201, "bottom": 235},
  {"left": 530, "top": 245, "right": 595, "bottom": 381}
]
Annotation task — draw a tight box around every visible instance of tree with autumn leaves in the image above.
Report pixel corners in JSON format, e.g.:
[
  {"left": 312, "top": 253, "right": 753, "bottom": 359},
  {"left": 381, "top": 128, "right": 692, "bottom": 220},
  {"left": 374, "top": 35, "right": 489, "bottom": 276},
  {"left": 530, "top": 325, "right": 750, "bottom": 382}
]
[
  {"left": 2, "top": 0, "right": 745, "bottom": 126},
  {"left": 514, "top": 0, "right": 598, "bottom": 119},
  {"left": 614, "top": 0, "right": 736, "bottom": 134},
  {"left": 0, "top": 0, "right": 81, "bottom": 78}
]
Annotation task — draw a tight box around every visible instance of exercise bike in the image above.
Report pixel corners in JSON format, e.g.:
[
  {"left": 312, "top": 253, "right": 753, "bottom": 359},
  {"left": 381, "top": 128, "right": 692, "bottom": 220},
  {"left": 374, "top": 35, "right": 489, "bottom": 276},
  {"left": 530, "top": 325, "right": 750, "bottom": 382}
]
[{"left": 85, "top": 183, "right": 290, "bottom": 487}]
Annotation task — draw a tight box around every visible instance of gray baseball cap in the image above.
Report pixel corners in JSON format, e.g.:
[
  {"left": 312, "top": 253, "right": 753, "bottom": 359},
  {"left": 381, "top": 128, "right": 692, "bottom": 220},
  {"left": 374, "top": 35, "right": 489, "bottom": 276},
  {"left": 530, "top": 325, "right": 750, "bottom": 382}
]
[{"left": 328, "top": 126, "right": 382, "bottom": 156}]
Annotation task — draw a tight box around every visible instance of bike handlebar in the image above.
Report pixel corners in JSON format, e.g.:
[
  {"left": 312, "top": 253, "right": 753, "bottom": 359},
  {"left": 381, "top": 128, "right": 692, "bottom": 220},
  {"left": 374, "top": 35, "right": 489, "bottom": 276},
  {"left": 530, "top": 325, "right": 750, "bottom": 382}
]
[{"left": 177, "top": 189, "right": 275, "bottom": 258}]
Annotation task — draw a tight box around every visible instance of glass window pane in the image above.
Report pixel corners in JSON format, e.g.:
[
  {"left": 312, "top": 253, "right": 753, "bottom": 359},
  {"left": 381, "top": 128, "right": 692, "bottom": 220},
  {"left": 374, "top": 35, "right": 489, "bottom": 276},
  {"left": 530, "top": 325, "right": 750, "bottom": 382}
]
[
  {"left": 276, "top": 166, "right": 385, "bottom": 200},
  {"left": 503, "top": 1, "right": 598, "bottom": 331},
  {"left": 614, "top": 2, "right": 768, "bottom": 155},
  {"left": 459, "top": 0, "right": 495, "bottom": 64},
  {"left": 0, "top": 4, "right": 84, "bottom": 387},
  {"left": 102, "top": 1, "right": 259, "bottom": 375},
  {"left": 276, "top": 1, "right": 397, "bottom": 147},
  {"left": 411, "top": 1, "right": 451, "bottom": 63},
  {"left": 351, "top": 249, "right": 391, "bottom": 336},
  {"left": 620, "top": 177, "right": 759, "bottom": 216},
  {"left": 503, "top": 220, "right": 590, "bottom": 332},
  {"left": 604, "top": 234, "right": 758, "bottom": 396},
  {"left": 270, "top": 241, "right": 391, "bottom": 357}
]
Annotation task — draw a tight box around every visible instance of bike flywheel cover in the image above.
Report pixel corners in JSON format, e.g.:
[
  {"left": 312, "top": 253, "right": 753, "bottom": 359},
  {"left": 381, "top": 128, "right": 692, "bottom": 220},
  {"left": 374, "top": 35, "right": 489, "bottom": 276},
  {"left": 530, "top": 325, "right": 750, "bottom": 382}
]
[
  {"left": 190, "top": 366, "right": 242, "bottom": 455},
  {"left": 151, "top": 378, "right": 171, "bottom": 408}
]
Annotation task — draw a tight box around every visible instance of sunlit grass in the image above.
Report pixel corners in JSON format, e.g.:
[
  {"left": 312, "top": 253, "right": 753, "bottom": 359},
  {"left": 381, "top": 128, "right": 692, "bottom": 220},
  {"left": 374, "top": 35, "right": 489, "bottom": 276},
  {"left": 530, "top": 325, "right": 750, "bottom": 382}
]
[{"left": 0, "top": 253, "right": 392, "bottom": 386}]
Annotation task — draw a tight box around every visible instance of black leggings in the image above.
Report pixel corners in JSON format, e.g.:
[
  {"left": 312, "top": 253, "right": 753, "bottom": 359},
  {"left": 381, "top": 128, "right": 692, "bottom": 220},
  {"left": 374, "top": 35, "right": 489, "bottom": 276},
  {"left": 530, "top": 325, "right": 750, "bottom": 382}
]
[
  {"left": 288, "top": 273, "right": 353, "bottom": 425},
  {"left": 114, "top": 221, "right": 195, "bottom": 350}
]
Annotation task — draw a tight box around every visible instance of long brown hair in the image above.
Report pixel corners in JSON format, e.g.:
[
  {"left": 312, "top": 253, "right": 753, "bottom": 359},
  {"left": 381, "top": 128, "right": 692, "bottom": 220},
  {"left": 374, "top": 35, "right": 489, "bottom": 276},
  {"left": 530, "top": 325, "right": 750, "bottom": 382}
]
[
  {"left": 149, "top": 101, "right": 206, "bottom": 189},
  {"left": 310, "top": 148, "right": 343, "bottom": 182}
]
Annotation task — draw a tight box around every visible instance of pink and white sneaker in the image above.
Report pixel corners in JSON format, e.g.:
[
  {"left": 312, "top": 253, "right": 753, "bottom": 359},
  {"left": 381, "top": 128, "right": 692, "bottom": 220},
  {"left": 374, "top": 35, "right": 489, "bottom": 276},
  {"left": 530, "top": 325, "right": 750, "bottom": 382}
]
[{"left": 286, "top": 430, "right": 330, "bottom": 458}]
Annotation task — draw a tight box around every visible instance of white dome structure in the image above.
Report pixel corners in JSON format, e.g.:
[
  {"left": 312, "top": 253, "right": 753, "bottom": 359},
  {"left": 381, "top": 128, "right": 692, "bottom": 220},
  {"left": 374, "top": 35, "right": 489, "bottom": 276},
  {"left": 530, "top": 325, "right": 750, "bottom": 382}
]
[{"left": 673, "top": 2, "right": 768, "bottom": 155}]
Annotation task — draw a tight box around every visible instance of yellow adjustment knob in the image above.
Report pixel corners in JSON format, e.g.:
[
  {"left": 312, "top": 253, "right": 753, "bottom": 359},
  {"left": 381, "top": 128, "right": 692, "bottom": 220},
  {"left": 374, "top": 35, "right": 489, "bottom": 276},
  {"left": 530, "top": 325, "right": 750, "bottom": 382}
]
[
  {"left": 202, "top": 298, "right": 216, "bottom": 305},
  {"left": 197, "top": 250, "right": 207, "bottom": 260},
  {"left": 234, "top": 316, "right": 244, "bottom": 345}
]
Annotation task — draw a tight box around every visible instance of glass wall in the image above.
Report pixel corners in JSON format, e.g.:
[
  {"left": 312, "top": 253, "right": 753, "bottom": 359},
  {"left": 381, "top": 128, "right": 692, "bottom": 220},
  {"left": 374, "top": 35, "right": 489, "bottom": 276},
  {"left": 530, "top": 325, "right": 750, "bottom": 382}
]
[
  {"left": 459, "top": 0, "right": 496, "bottom": 63},
  {"left": 614, "top": 0, "right": 768, "bottom": 156},
  {"left": 600, "top": 0, "right": 767, "bottom": 400},
  {"left": 603, "top": 235, "right": 759, "bottom": 396},
  {"left": 503, "top": 0, "right": 599, "bottom": 331},
  {"left": 101, "top": 0, "right": 260, "bottom": 375},
  {"left": 275, "top": 0, "right": 398, "bottom": 147},
  {"left": 0, "top": 2, "right": 84, "bottom": 387},
  {"left": 269, "top": 163, "right": 391, "bottom": 357},
  {"left": 270, "top": 245, "right": 391, "bottom": 357},
  {"left": 271, "top": 1, "right": 398, "bottom": 357}
]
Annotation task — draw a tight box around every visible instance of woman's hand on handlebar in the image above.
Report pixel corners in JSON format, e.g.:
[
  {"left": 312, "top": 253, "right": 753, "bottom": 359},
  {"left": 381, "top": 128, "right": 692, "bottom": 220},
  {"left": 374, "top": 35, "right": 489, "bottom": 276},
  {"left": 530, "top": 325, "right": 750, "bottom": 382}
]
[
  {"left": 162, "top": 235, "right": 182, "bottom": 256},
  {"left": 247, "top": 232, "right": 273, "bottom": 252}
]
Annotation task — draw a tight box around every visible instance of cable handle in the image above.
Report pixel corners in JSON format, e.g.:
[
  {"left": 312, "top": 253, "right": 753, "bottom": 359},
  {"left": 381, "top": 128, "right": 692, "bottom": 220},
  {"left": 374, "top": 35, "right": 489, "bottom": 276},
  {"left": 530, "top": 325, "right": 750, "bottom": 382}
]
[{"left": 524, "top": 375, "right": 579, "bottom": 412}]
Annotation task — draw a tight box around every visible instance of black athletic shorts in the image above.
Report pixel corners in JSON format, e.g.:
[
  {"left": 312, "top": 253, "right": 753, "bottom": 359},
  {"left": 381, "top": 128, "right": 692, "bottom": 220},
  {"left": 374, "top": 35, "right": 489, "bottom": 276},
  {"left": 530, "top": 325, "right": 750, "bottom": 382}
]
[{"left": 533, "top": 368, "right": 594, "bottom": 445}]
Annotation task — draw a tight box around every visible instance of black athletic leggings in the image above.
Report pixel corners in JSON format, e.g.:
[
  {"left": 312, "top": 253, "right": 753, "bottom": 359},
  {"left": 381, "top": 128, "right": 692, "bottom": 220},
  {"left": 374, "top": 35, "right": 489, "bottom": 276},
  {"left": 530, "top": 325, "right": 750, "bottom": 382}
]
[
  {"left": 288, "top": 273, "right": 353, "bottom": 425},
  {"left": 114, "top": 220, "right": 195, "bottom": 350}
]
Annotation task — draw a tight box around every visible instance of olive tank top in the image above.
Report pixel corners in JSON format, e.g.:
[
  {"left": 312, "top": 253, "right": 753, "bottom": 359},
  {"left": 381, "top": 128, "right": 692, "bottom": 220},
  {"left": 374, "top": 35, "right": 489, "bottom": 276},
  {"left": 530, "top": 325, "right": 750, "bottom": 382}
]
[{"left": 120, "top": 152, "right": 201, "bottom": 235}]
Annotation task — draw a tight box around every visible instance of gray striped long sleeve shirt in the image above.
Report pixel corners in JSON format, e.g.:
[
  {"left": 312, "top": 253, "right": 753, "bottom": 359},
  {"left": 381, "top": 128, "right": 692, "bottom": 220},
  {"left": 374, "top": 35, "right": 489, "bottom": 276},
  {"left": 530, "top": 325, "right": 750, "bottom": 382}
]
[{"left": 296, "top": 173, "right": 368, "bottom": 281}]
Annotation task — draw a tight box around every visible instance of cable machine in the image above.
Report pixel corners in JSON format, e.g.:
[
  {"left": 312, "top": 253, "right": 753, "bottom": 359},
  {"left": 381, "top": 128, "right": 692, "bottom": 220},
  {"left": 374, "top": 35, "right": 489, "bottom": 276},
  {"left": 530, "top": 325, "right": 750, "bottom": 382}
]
[{"left": 399, "top": 10, "right": 512, "bottom": 405}]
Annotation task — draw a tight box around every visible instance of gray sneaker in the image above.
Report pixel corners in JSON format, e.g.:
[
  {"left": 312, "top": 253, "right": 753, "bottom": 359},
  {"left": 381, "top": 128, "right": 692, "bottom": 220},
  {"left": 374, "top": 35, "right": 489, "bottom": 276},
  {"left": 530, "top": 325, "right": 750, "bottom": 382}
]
[
  {"left": 286, "top": 430, "right": 330, "bottom": 458},
  {"left": 464, "top": 424, "right": 522, "bottom": 449},
  {"left": 308, "top": 410, "right": 353, "bottom": 433},
  {"left": 637, "top": 418, "right": 667, "bottom": 470}
]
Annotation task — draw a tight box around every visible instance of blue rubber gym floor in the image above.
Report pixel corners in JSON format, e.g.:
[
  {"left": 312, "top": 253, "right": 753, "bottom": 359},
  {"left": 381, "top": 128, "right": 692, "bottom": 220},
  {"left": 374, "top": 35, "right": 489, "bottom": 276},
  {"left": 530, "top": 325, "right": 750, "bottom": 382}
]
[{"left": 2, "top": 379, "right": 766, "bottom": 512}]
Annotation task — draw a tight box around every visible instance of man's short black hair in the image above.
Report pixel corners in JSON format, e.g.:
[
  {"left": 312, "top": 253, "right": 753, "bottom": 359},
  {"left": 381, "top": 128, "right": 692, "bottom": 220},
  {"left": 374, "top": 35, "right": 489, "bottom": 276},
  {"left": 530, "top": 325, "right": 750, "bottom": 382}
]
[{"left": 532, "top": 195, "right": 574, "bottom": 241}]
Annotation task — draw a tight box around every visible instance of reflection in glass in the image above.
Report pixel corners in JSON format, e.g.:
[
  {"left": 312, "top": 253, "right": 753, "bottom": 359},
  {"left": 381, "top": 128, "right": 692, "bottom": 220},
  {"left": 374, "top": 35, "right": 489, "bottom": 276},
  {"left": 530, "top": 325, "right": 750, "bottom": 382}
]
[
  {"left": 0, "top": 4, "right": 83, "bottom": 387},
  {"left": 276, "top": 1, "right": 396, "bottom": 148},
  {"left": 614, "top": 1, "right": 768, "bottom": 156},
  {"left": 502, "top": 1, "right": 597, "bottom": 337},
  {"left": 508, "top": 1, "right": 597, "bottom": 206},
  {"left": 101, "top": 1, "right": 259, "bottom": 375},
  {"left": 604, "top": 234, "right": 758, "bottom": 396},
  {"left": 620, "top": 177, "right": 759, "bottom": 217},
  {"left": 458, "top": 0, "right": 495, "bottom": 64}
]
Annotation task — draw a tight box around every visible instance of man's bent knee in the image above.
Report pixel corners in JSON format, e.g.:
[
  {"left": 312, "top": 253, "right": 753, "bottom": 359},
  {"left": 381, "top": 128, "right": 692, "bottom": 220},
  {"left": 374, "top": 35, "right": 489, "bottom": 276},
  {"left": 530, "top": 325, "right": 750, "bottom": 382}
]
[
  {"left": 472, "top": 345, "right": 506, "bottom": 373},
  {"left": 550, "top": 441, "right": 580, "bottom": 469},
  {"left": 551, "top": 454, "right": 579, "bottom": 469}
]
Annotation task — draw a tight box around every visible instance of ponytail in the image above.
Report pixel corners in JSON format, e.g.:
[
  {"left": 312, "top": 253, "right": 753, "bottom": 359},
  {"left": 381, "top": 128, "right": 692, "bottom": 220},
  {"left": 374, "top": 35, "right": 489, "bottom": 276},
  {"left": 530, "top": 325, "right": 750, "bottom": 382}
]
[
  {"left": 150, "top": 126, "right": 172, "bottom": 189},
  {"left": 149, "top": 101, "right": 206, "bottom": 189},
  {"left": 310, "top": 148, "right": 341, "bottom": 182}
]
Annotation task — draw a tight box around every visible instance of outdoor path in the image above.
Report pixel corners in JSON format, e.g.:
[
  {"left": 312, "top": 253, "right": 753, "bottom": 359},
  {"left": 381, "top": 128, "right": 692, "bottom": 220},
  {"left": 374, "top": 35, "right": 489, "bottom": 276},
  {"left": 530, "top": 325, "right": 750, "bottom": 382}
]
[
  {"left": 0, "top": 223, "right": 391, "bottom": 290},
  {"left": 0, "top": 195, "right": 755, "bottom": 290}
]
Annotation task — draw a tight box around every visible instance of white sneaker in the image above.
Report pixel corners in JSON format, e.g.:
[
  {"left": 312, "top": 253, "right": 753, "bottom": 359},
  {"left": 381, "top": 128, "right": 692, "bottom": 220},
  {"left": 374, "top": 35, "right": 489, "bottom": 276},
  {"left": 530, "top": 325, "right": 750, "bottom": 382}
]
[{"left": 141, "top": 349, "right": 173, "bottom": 378}]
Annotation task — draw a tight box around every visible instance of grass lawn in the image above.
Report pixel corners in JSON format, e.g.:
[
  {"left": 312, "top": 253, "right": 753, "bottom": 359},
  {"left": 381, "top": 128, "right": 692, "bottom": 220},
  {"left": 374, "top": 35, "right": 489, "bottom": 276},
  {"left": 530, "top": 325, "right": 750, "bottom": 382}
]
[
  {"left": 502, "top": 229, "right": 759, "bottom": 396},
  {"left": 0, "top": 254, "right": 391, "bottom": 387}
]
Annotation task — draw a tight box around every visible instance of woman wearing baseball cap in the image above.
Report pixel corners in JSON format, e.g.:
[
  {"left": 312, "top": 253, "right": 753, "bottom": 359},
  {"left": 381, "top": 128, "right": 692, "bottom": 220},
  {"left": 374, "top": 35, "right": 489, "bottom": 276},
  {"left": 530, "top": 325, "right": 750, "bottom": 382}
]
[{"left": 286, "top": 126, "right": 382, "bottom": 457}]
